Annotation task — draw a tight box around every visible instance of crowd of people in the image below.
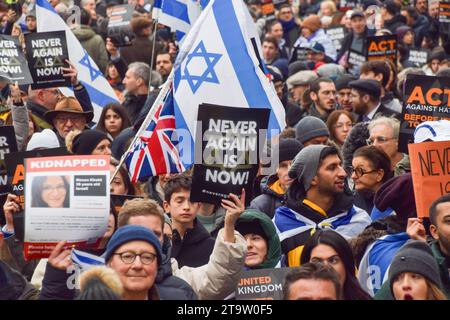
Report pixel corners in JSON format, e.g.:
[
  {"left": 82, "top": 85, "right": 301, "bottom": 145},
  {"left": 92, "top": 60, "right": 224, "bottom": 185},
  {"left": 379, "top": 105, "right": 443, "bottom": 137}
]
[{"left": 1, "top": 0, "right": 450, "bottom": 301}]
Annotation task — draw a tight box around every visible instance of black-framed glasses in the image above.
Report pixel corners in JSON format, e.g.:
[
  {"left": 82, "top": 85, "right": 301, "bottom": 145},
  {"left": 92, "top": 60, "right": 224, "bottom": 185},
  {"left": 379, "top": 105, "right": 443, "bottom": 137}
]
[
  {"left": 351, "top": 167, "right": 378, "bottom": 178},
  {"left": 114, "top": 251, "right": 157, "bottom": 265}
]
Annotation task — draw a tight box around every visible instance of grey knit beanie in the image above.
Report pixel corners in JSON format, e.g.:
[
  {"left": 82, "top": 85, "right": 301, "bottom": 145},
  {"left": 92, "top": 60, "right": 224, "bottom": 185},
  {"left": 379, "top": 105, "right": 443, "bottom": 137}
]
[
  {"left": 388, "top": 240, "right": 442, "bottom": 295},
  {"left": 295, "top": 116, "right": 330, "bottom": 145},
  {"left": 288, "top": 144, "right": 327, "bottom": 192}
]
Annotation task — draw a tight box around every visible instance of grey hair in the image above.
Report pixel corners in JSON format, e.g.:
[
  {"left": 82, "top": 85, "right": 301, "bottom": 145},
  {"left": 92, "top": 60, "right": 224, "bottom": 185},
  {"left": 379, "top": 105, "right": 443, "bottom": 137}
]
[
  {"left": 368, "top": 116, "right": 400, "bottom": 139},
  {"left": 128, "top": 62, "right": 150, "bottom": 86}
]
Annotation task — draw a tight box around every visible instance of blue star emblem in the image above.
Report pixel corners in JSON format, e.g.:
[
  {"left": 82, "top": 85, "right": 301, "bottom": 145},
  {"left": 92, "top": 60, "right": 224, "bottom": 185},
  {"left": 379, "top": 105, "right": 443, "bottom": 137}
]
[
  {"left": 182, "top": 41, "right": 222, "bottom": 94},
  {"left": 79, "top": 51, "right": 102, "bottom": 82}
]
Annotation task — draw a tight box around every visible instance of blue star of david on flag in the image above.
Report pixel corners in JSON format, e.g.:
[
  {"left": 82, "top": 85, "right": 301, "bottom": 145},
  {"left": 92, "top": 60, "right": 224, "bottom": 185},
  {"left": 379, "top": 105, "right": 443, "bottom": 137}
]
[
  {"left": 79, "top": 51, "right": 102, "bottom": 82},
  {"left": 181, "top": 41, "right": 222, "bottom": 94}
]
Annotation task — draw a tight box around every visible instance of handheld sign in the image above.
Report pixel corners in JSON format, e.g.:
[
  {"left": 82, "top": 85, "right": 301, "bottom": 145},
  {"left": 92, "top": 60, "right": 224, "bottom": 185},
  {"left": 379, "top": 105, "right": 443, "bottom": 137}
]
[
  {"left": 260, "top": 0, "right": 276, "bottom": 22},
  {"left": 399, "top": 74, "right": 450, "bottom": 153},
  {"left": 107, "top": 4, "right": 134, "bottom": 47},
  {"left": 25, "top": 31, "right": 70, "bottom": 89},
  {"left": 439, "top": 2, "right": 450, "bottom": 23},
  {"left": 0, "top": 35, "right": 32, "bottom": 85},
  {"left": 325, "top": 26, "right": 346, "bottom": 51},
  {"left": 0, "top": 126, "right": 18, "bottom": 225},
  {"left": 235, "top": 268, "right": 291, "bottom": 300},
  {"left": 24, "top": 155, "right": 110, "bottom": 259},
  {"left": 190, "top": 104, "right": 270, "bottom": 205},
  {"left": 347, "top": 50, "right": 366, "bottom": 75},
  {"left": 407, "top": 49, "right": 429, "bottom": 68},
  {"left": 366, "top": 35, "right": 397, "bottom": 62},
  {"left": 408, "top": 140, "right": 450, "bottom": 217}
]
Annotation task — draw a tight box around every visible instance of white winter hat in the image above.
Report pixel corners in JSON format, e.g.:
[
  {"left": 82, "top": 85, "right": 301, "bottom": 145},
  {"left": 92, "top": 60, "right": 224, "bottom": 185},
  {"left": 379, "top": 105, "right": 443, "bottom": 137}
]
[{"left": 26, "top": 129, "right": 60, "bottom": 151}]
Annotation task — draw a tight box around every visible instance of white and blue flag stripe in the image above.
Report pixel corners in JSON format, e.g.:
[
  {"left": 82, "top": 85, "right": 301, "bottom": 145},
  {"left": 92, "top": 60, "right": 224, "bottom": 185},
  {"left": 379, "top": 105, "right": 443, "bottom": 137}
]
[{"left": 71, "top": 249, "right": 105, "bottom": 272}]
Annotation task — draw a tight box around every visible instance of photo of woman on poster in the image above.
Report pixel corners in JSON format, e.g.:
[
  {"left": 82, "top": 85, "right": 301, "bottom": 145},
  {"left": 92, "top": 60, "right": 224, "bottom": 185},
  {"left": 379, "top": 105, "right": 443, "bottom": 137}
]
[{"left": 31, "top": 175, "right": 70, "bottom": 208}]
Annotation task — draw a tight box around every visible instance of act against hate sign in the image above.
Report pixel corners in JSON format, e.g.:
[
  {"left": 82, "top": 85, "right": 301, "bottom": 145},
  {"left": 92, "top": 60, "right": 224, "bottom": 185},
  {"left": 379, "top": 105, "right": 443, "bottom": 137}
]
[
  {"left": 399, "top": 74, "right": 450, "bottom": 153},
  {"left": 25, "top": 31, "right": 70, "bottom": 89},
  {"left": 23, "top": 155, "right": 110, "bottom": 259},
  {"left": 409, "top": 140, "right": 450, "bottom": 217},
  {"left": 190, "top": 104, "right": 270, "bottom": 205}
]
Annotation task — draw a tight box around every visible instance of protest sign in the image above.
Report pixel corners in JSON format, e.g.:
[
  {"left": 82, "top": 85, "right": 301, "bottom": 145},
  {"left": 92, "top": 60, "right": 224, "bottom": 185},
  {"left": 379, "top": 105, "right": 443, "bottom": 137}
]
[
  {"left": 111, "top": 194, "right": 143, "bottom": 214},
  {"left": 25, "top": 31, "right": 70, "bottom": 89},
  {"left": 399, "top": 74, "right": 450, "bottom": 153},
  {"left": 0, "top": 126, "right": 17, "bottom": 225},
  {"left": 235, "top": 267, "right": 291, "bottom": 300},
  {"left": 439, "top": 2, "right": 450, "bottom": 23},
  {"left": 24, "top": 155, "right": 110, "bottom": 259},
  {"left": 0, "top": 35, "right": 33, "bottom": 85},
  {"left": 289, "top": 46, "right": 309, "bottom": 64},
  {"left": 366, "top": 35, "right": 397, "bottom": 62},
  {"left": 408, "top": 140, "right": 450, "bottom": 217},
  {"left": 347, "top": 50, "right": 366, "bottom": 75},
  {"left": 260, "top": 0, "right": 276, "bottom": 21},
  {"left": 407, "top": 49, "right": 429, "bottom": 68},
  {"left": 340, "top": 0, "right": 357, "bottom": 10},
  {"left": 325, "top": 26, "right": 346, "bottom": 51},
  {"left": 107, "top": 4, "right": 134, "bottom": 47},
  {"left": 190, "top": 104, "right": 270, "bottom": 205}
]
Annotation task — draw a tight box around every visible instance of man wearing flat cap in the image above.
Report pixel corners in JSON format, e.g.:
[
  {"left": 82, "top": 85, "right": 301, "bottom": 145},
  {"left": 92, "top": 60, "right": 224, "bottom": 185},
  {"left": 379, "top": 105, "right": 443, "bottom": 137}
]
[
  {"left": 349, "top": 79, "right": 399, "bottom": 123},
  {"left": 286, "top": 70, "right": 318, "bottom": 106}
]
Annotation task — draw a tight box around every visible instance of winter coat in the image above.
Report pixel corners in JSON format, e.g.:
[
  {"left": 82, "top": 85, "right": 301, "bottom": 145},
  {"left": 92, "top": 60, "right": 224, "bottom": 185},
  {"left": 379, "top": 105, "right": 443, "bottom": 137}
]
[
  {"left": 4, "top": 234, "right": 39, "bottom": 281},
  {"left": 384, "top": 15, "right": 407, "bottom": 35},
  {"left": 156, "top": 236, "right": 198, "bottom": 300},
  {"left": 197, "top": 207, "right": 226, "bottom": 235},
  {"left": 26, "top": 101, "right": 54, "bottom": 130},
  {"left": 145, "top": 176, "right": 165, "bottom": 207},
  {"left": 171, "top": 228, "right": 247, "bottom": 300},
  {"left": 122, "top": 94, "right": 148, "bottom": 126},
  {"left": 293, "top": 28, "right": 337, "bottom": 60},
  {"left": 273, "top": 185, "right": 371, "bottom": 267},
  {"left": 72, "top": 25, "right": 109, "bottom": 73},
  {"left": 337, "top": 27, "right": 376, "bottom": 63},
  {"left": 412, "top": 14, "right": 429, "bottom": 47},
  {"left": 236, "top": 209, "right": 281, "bottom": 269},
  {"left": 120, "top": 36, "right": 164, "bottom": 66},
  {"left": 0, "top": 261, "right": 39, "bottom": 300},
  {"left": 249, "top": 175, "right": 287, "bottom": 218},
  {"left": 171, "top": 218, "right": 215, "bottom": 268},
  {"left": 353, "top": 190, "right": 376, "bottom": 215}
]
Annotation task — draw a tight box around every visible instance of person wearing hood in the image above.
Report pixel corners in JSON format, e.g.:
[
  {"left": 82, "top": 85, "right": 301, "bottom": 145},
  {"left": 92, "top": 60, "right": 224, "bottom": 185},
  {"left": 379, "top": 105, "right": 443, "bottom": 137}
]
[
  {"left": 273, "top": 144, "right": 371, "bottom": 267},
  {"left": 72, "top": 8, "right": 108, "bottom": 73},
  {"left": 235, "top": 209, "right": 281, "bottom": 270},
  {"left": 381, "top": 0, "right": 407, "bottom": 34},
  {"left": 250, "top": 138, "right": 302, "bottom": 218}
]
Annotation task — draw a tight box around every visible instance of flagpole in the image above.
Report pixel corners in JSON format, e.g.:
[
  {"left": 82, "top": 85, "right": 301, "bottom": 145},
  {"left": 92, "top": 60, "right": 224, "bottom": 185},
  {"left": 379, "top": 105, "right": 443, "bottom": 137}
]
[
  {"left": 148, "top": 17, "right": 159, "bottom": 92},
  {"left": 110, "top": 70, "right": 175, "bottom": 184}
]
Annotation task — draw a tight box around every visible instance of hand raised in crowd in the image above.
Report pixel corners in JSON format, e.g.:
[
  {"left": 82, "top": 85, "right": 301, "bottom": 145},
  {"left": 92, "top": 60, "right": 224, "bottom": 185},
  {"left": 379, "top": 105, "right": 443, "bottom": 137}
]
[
  {"left": 6, "top": 9, "right": 17, "bottom": 23},
  {"left": 406, "top": 217, "right": 427, "bottom": 242},
  {"left": 9, "top": 81, "right": 22, "bottom": 105},
  {"left": 48, "top": 241, "right": 73, "bottom": 271},
  {"left": 221, "top": 188, "right": 246, "bottom": 243},
  {"left": 106, "top": 37, "right": 119, "bottom": 59},
  {"left": 62, "top": 59, "right": 79, "bottom": 87},
  {"left": 3, "top": 193, "right": 21, "bottom": 233}
]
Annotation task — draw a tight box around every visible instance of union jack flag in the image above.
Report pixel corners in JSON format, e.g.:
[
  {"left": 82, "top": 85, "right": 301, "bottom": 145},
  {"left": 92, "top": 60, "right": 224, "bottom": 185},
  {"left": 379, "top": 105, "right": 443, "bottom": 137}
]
[{"left": 125, "top": 90, "right": 186, "bottom": 183}]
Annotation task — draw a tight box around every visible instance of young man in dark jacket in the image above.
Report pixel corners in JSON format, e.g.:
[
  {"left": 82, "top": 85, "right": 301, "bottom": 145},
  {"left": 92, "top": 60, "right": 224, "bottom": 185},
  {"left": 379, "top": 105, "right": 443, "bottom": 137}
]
[{"left": 163, "top": 174, "right": 215, "bottom": 268}]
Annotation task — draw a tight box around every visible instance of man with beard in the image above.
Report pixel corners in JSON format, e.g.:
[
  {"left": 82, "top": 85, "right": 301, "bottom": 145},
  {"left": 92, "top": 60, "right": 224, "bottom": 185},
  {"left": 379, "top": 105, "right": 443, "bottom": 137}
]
[
  {"left": 307, "top": 78, "right": 337, "bottom": 122},
  {"left": 273, "top": 145, "right": 371, "bottom": 267},
  {"left": 348, "top": 79, "right": 400, "bottom": 123}
]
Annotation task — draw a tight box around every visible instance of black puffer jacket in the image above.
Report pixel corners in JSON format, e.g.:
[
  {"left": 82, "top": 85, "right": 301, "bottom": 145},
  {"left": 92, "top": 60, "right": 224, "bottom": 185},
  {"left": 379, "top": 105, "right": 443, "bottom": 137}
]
[
  {"left": 0, "top": 261, "right": 39, "bottom": 300},
  {"left": 249, "top": 175, "right": 287, "bottom": 218}
]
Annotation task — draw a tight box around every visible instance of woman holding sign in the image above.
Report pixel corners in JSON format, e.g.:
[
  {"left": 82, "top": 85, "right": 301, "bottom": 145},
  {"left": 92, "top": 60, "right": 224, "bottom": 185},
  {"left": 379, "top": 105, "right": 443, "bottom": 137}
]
[{"left": 31, "top": 175, "right": 70, "bottom": 208}]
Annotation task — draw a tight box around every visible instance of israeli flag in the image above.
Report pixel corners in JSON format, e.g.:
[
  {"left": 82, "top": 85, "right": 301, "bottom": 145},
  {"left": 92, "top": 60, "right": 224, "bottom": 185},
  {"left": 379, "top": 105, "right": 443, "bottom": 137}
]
[
  {"left": 35, "top": 0, "right": 119, "bottom": 122},
  {"left": 357, "top": 232, "right": 409, "bottom": 296},
  {"left": 71, "top": 248, "right": 105, "bottom": 272},
  {"left": 172, "top": 0, "right": 286, "bottom": 167},
  {"left": 153, "top": 0, "right": 205, "bottom": 41}
]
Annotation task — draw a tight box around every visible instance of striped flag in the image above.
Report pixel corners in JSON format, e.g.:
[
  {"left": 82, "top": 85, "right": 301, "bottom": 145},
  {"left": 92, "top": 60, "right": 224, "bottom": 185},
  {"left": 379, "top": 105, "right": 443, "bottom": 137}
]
[
  {"left": 35, "top": 0, "right": 119, "bottom": 122},
  {"left": 71, "top": 249, "right": 105, "bottom": 272}
]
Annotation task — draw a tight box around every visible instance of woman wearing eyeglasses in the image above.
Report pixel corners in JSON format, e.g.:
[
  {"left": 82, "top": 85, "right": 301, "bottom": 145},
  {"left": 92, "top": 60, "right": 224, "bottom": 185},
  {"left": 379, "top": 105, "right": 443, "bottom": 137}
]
[
  {"left": 300, "top": 229, "right": 372, "bottom": 300},
  {"left": 351, "top": 146, "right": 393, "bottom": 214},
  {"left": 326, "top": 110, "right": 354, "bottom": 150},
  {"left": 31, "top": 175, "right": 70, "bottom": 208}
]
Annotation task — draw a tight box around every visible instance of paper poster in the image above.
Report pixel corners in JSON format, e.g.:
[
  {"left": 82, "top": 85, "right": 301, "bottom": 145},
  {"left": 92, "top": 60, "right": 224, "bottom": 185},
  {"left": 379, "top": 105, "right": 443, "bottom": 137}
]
[
  {"left": 190, "top": 104, "right": 270, "bottom": 205},
  {"left": 399, "top": 74, "right": 450, "bottom": 153},
  {"left": 408, "top": 140, "right": 450, "bottom": 217},
  {"left": 366, "top": 35, "right": 397, "bottom": 62},
  {"left": 235, "top": 267, "right": 292, "bottom": 300},
  {"left": 107, "top": 4, "right": 134, "bottom": 47},
  {"left": 325, "top": 26, "right": 346, "bottom": 51},
  {"left": 0, "top": 35, "right": 33, "bottom": 85},
  {"left": 407, "top": 49, "right": 429, "bottom": 68},
  {"left": 0, "top": 126, "right": 18, "bottom": 225},
  {"left": 439, "top": 2, "right": 450, "bottom": 23},
  {"left": 25, "top": 31, "right": 71, "bottom": 89},
  {"left": 24, "top": 155, "right": 110, "bottom": 259}
]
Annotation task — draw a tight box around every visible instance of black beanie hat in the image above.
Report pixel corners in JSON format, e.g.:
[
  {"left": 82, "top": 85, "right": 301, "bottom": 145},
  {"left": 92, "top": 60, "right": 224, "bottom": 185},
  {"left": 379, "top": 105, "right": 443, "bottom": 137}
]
[
  {"left": 272, "top": 138, "right": 303, "bottom": 164},
  {"left": 389, "top": 240, "right": 442, "bottom": 296},
  {"left": 72, "top": 130, "right": 110, "bottom": 155},
  {"left": 334, "top": 74, "right": 357, "bottom": 91},
  {"left": 235, "top": 220, "right": 268, "bottom": 242}
]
